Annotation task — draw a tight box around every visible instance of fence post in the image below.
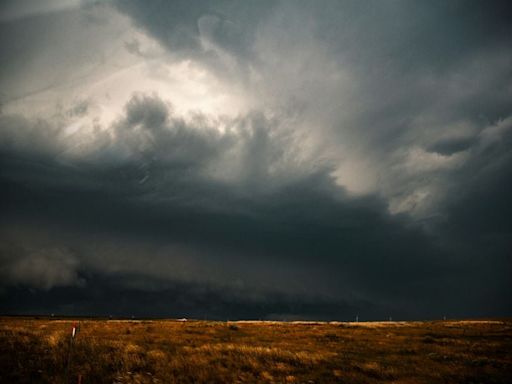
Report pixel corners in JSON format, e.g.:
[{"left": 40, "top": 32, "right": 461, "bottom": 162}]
[{"left": 65, "top": 322, "right": 79, "bottom": 383}]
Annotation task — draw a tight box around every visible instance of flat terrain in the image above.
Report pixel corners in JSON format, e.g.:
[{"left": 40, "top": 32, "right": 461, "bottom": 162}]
[{"left": 0, "top": 317, "right": 511, "bottom": 383}]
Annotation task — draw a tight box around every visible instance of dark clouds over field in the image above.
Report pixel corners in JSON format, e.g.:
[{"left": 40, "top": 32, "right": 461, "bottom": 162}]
[{"left": 0, "top": 0, "right": 511, "bottom": 319}]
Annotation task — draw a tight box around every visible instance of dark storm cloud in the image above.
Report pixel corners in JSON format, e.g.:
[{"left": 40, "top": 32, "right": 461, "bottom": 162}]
[
  {"left": 0, "top": 93, "right": 449, "bottom": 317},
  {"left": 116, "top": 1, "right": 512, "bottom": 62},
  {"left": 114, "top": 0, "right": 273, "bottom": 56},
  {"left": 427, "top": 137, "right": 476, "bottom": 156},
  {"left": 1, "top": 276, "right": 369, "bottom": 321},
  {"left": 2, "top": 92, "right": 510, "bottom": 318},
  {"left": 441, "top": 117, "right": 512, "bottom": 237},
  {"left": 1, "top": 0, "right": 511, "bottom": 319}
]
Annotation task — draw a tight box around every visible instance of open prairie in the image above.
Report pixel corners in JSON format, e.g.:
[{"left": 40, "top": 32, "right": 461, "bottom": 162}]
[{"left": 1, "top": 317, "right": 511, "bottom": 383}]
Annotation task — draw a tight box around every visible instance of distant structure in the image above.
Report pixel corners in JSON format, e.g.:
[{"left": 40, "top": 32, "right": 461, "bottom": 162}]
[{"left": 355, "top": 315, "right": 359, "bottom": 322}]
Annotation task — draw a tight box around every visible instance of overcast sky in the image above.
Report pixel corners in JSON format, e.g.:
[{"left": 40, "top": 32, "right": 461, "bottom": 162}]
[{"left": 1, "top": 0, "right": 511, "bottom": 320}]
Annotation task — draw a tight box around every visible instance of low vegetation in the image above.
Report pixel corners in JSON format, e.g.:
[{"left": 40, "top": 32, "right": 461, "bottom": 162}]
[{"left": 0, "top": 317, "right": 511, "bottom": 383}]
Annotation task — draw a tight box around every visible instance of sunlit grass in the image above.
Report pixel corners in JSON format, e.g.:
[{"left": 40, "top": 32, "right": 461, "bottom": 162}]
[{"left": 0, "top": 317, "right": 511, "bottom": 383}]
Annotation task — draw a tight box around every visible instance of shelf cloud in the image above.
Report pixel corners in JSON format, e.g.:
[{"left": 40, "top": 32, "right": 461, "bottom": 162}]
[{"left": 1, "top": 0, "right": 511, "bottom": 319}]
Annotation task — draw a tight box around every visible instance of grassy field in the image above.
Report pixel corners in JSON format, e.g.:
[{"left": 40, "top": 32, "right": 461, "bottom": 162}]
[{"left": 0, "top": 317, "right": 511, "bottom": 383}]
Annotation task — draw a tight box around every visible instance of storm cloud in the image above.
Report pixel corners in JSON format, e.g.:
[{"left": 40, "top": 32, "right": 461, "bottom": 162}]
[{"left": 0, "top": 0, "right": 511, "bottom": 320}]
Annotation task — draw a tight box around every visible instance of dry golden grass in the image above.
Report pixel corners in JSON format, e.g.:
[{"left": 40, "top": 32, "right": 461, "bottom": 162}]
[{"left": 0, "top": 317, "right": 511, "bottom": 383}]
